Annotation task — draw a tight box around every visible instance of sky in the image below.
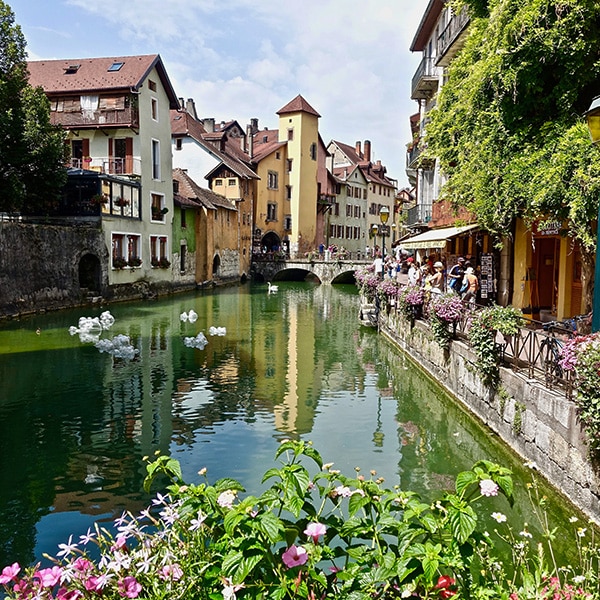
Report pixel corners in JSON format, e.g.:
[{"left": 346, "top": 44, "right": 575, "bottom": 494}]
[{"left": 9, "top": 0, "right": 425, "bottom": 188}]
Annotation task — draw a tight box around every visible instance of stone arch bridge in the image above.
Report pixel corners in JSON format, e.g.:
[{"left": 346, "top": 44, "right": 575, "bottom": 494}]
[{"left": 251, "top": 257, "right": 370, "bottom": 284}]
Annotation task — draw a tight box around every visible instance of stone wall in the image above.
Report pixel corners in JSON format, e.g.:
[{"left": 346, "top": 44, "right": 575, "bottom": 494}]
[
  {"left": 383, "top": 310, "right": 600, "bottom": 522},
  {"left": 0, "top": 221, "right": 107, "bottom": 316}
]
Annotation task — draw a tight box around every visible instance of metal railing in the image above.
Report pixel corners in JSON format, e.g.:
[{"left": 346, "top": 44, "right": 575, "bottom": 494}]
[
  {"left": 390, "top": 298, "right": 582, "bottom": 398},
  {"left": 437, "top": 7, "right": 470, "bottom": 61}
]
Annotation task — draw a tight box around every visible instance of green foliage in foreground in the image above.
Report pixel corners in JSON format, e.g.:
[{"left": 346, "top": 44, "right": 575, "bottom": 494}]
[{"left": 1, "top": 441, "right": 598, "bottom": 599}]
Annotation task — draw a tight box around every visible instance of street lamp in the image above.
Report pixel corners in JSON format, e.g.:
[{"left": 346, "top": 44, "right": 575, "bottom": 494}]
[
  {"left": 379, "top": 206, "right": 390, "bottom": 277},
  {"left": 584, "top": 95, "right": 600, "bottom": 332}
]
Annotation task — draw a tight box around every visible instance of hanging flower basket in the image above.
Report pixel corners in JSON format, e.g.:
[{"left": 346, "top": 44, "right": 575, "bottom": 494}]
[{"left": 90, "top": 193, "right": 108, "bottom": 206}]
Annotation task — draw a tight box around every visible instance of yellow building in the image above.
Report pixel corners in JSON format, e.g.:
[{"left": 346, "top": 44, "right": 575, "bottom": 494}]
[
  {"left": 253, "top": 95, "right": 321, "bottom": 257},
  {"left": 511, "top": 218, "right": 583, "bottom": 321}
]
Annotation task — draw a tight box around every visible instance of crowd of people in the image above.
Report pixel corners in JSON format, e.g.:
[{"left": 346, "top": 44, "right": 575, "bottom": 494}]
[{"left": 372, "top": 250, "right": 480, "bottom": 304}]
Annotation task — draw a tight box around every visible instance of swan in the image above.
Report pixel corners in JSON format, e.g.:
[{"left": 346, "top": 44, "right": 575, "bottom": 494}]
[{"left": 267, "top": 282, "right": 279, "bottom": 293}]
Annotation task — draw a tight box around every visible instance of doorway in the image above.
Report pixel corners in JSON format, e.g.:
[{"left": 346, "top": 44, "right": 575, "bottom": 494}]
[{"left": 534, "top": 237, "right": 560, "bottom": 313}]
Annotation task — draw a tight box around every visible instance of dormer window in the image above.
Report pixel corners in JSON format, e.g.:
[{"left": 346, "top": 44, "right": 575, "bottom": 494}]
[
  {"left": 108, "top": 62, "right": 124, "bottom": 72},
  {"left": 64, "top": 64, "right": 80, "bottom": 74}
]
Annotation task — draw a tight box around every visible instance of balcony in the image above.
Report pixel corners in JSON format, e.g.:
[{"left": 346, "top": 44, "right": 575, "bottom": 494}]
[
  {"left": 405, "top": 204, "right": 432, "bottom": 227},
  {"left": 436, "top": 7, "right": 470, "bottom": 67},
  {"left": 50, "top": 98, "right": 139, "bottom": 129},
  {"left": 69, "top": 157, "right": 142, "bottom": 177},
  {"left": 317, "top": 193, "right": 336, "bottom": 213},
  {"left": 411, "top": 56, "right": 440, "bottom": 100}
]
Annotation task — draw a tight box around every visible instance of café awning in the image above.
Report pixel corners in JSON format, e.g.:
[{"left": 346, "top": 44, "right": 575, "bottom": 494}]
[{"left": 399, "top": 224, "right": 479, "bottom": 250}]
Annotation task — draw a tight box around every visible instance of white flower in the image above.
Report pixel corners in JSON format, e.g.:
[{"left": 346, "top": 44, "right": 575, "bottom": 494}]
[
  {"left": 577, "top": 527, "right": 587, "bottom": 538},
  {"left": 573, "top": 575, "right": 586, "bottom": 584},
  {"left": 519, "top": 529, "right": 533, "bottom": 538},
  {"left": 491, "top": 512, "right": 507, "bottom": 523},
  {"left": 56, "top": 535, "right": 78, "bottom": 558},
  {"left": 569, "top": 516, "right": 578, "bottom": 523},
  {"left": 190, "top": 510, "right": 207, "bottom": 531},
  {"left": 334, "top": 485, "right": 352, "bottom": 498},
  {"left": 524, "top": 461, "right": 538, "bottom": 470},
  {"left": 217, "top": 490, "right": 236, "bottom": 508}
]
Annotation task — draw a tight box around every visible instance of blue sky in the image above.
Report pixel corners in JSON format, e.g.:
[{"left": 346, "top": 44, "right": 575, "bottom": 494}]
[{"left": 10, "top": 0, "right": 424, "bottom": 188}]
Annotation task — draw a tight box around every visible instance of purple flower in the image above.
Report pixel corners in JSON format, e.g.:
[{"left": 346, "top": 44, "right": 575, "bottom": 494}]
[
  {"left": 479, "top": 479, "right": 499, "bottom": 497},
  {"left": 282, "top": 545, "right": 308, "bottom": 568},
  {"left": 304, "top": 522, "right": 327, "bottom": 543}
]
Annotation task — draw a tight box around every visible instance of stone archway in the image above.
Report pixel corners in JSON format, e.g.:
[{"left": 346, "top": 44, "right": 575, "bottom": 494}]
[
  {"left": 78, "top": 253, "right": 101, "bottom": 294},
  {"left": 261, "top": 231, "right": 281, "bottom": 253},
  {"left": 212, "top": 253, "right": 221, "bottom": 277}
]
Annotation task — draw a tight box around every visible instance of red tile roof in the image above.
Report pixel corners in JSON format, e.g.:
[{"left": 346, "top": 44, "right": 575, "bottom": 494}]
[
  {"left": 27, "top": 54, "right": 179, "bottom": 109},
  {"left": 173, "top": 168, "right": 236, "bottom": 211},
  {"left": 277, "top": 94, "right": 320, "bottom": 118}
]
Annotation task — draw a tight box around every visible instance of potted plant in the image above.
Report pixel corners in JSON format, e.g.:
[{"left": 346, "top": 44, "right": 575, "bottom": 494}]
[
  {"left": 90, "top": 193, "right": 108, "bottom": 206},
  {"left": 128, "top": 257, "right": 142, "bottom": 268},
  {"left": 112, "top": 256, "right": 128, "bottom": 270},
  {"left": 115, "top": 197, "right": 130, "bottom": 207},
  {"left": 159, "top": 257, "right": 171, "bottom": 269}
]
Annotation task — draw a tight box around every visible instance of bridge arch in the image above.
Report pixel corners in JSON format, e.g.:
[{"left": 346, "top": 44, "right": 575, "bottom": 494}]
[{"left": 251, "top": 258, "right": 369, "bottom": 285}]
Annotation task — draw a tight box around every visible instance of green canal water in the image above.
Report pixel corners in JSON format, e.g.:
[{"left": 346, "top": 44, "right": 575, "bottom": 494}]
[{"left": 0, "top": 282, "right": 581, "bottom": 570}]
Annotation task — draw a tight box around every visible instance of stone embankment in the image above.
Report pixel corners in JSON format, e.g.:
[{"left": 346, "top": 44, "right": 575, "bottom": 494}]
[{"left": 381, "top": 308, "right": 600, "bottom": 523}]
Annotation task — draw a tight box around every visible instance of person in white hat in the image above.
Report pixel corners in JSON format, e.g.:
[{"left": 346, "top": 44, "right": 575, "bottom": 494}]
[
  {"left": 427, "top": 261, "right": 445, "bottom": 295},
  {"left": 462, "top": 266, "right": 479, "bottom": 305}
]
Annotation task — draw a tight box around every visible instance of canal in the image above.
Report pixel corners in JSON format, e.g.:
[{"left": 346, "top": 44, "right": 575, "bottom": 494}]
[{"left": 0, "top": 282, "right": 578, "bottom": 570}]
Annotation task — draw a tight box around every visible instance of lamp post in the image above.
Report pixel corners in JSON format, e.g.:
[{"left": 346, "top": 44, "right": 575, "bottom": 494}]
[
  {"left": 584, "top": 95, "right": 600, "bottom": 333},
  {"left": 371, "top": 223, "right": 379, "bottom": 259},
  {"left": 379, "top": 206, "right": 390, "bottom": 278}
]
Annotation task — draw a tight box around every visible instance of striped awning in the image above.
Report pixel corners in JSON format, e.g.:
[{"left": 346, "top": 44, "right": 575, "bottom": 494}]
[{"left": 399, "top": 224, "right": 479, "bottom": 250}]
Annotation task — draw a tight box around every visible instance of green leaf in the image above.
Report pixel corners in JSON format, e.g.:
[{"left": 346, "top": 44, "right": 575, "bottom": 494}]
[
  {"left": 348, "top": 490, "right": 370, "bottom": 516},
  {"left": 261, "top": 467, "right": 282, "bottom": 484},
  {"left": 455, "top": 470, "right": 478, "bottom": 496},
  {"left": 449, "top": 504, "right": 477, "bottom": 544},
  {"left": 258, "top": 512, "right": 284, "bottom": 543},
  {"left": 214, "top": 477, "right": 245, "bottom": 493},
  {"left": 302, "top": 445, "right": 323, "bottom": 468}
]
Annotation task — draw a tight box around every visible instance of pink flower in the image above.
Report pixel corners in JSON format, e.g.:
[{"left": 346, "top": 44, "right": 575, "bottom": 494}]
[
  {"left": 118, "top": 576, "right": 142, "bottom": 598},
  {"left": 111, "top": 535, "right": 128, "bottom": 552},
  {"left": 158, "top": 564, "right": 183, "bottom": 581},
  {"left": 84, "top": 575, "right": 108, "bottom": 593},
  {"left": 479, "top": 479, "right": 499, "bottom": 497},
  {"left": 304, "top": 522, "right": 327, "bottom": 543},
  {"left": 72, "top": 558, "right": 93, "bottom": 577},
  {"left": 0, "top": 562, "right": 20, "bottom": 584},
  {"left": 282, "top": 545, "right": 308, "bottom": 568},
  {"left": 34, "top": 566, "right": 63, "bottom": 588}
]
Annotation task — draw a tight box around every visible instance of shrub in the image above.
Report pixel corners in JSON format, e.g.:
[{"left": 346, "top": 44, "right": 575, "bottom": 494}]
[
  {"left": 429, "top": 293, "right": 465, "bottom": 349},
  {"left": 468, "top": 305, "right": 524, "bottom": 387},
  {"left": 1, "top": 442, "right": 597, "bottom": 600},
  {"left": 560, "top": 333, "right": 600, "bottom": 459}
]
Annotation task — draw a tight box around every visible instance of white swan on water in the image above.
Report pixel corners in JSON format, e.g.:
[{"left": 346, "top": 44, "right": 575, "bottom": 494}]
[{"left": 267, "top": 282, "right": 279, "bottom": 293}]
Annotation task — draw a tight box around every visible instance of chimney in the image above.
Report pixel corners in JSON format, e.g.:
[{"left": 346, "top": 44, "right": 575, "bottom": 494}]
[
  {"left": 355, "top": 141, "right": 362, "bottom": 158},
  {"left": 364, "top": 140, "right": 371, "bottom": 162},
  {"left": 250, "top": 118, "right": 259, "bottom": 134},
  {"left": 246, "top": 124, "right": 254, "bottom": 159},
  {"left": 241, "top": 132, "right": 246, "bottom": 153},
  {"left": 186, "top": 98, "right": 198, "bottom": 119},
  {"left": 178, "top": 97, "right": 185, "bottom": 109},
  {"left": 204, "top": 118, "right": 215, "bottom": 133}
]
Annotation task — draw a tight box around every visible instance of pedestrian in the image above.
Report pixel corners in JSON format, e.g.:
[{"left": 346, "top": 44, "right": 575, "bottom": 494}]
[
  {"left": 407, "top": 258, "right": 421, "bottom": 286},
  {"left": 427, "top": 261, "right": 445, "bottom": 295},
  {"left": 461, "top": 266, "right": 479, "bottom": 305},
  {"left": 447, "top": 257, "right": 465, "bottom": 294}
]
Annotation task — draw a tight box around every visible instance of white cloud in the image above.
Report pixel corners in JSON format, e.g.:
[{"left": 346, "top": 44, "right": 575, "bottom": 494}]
[{"left": 17, "top": 0, "right": 423, "bottom": 186}]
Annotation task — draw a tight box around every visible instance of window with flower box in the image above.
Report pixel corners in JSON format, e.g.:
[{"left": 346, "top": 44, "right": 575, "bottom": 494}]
[
  {"left": 150, "top": 235, "right": 170, "bottom": 268},
  {"left": 111, "top": 233, "right": 141, "bottom": 269}
]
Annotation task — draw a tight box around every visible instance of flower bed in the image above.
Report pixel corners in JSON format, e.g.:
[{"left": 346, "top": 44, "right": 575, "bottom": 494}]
[{"left": 1, "top": 441, "right": 596, "bottom": 599}]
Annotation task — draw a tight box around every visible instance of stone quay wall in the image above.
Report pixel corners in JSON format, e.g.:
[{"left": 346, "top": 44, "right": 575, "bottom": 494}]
[
  {"left": 382, "top": 309, "right": 600, "bottom": 522},
  {"left": 0, "top": 221, "right": 107, "bottom": 317}
]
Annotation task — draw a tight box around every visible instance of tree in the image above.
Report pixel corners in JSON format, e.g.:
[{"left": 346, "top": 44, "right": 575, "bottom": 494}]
[
  {"left": 426, "top": 0, "right": 600, "bottom": 311},
  {"left": 0, "top": 1, "right": 66, "bottom": 214}
]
